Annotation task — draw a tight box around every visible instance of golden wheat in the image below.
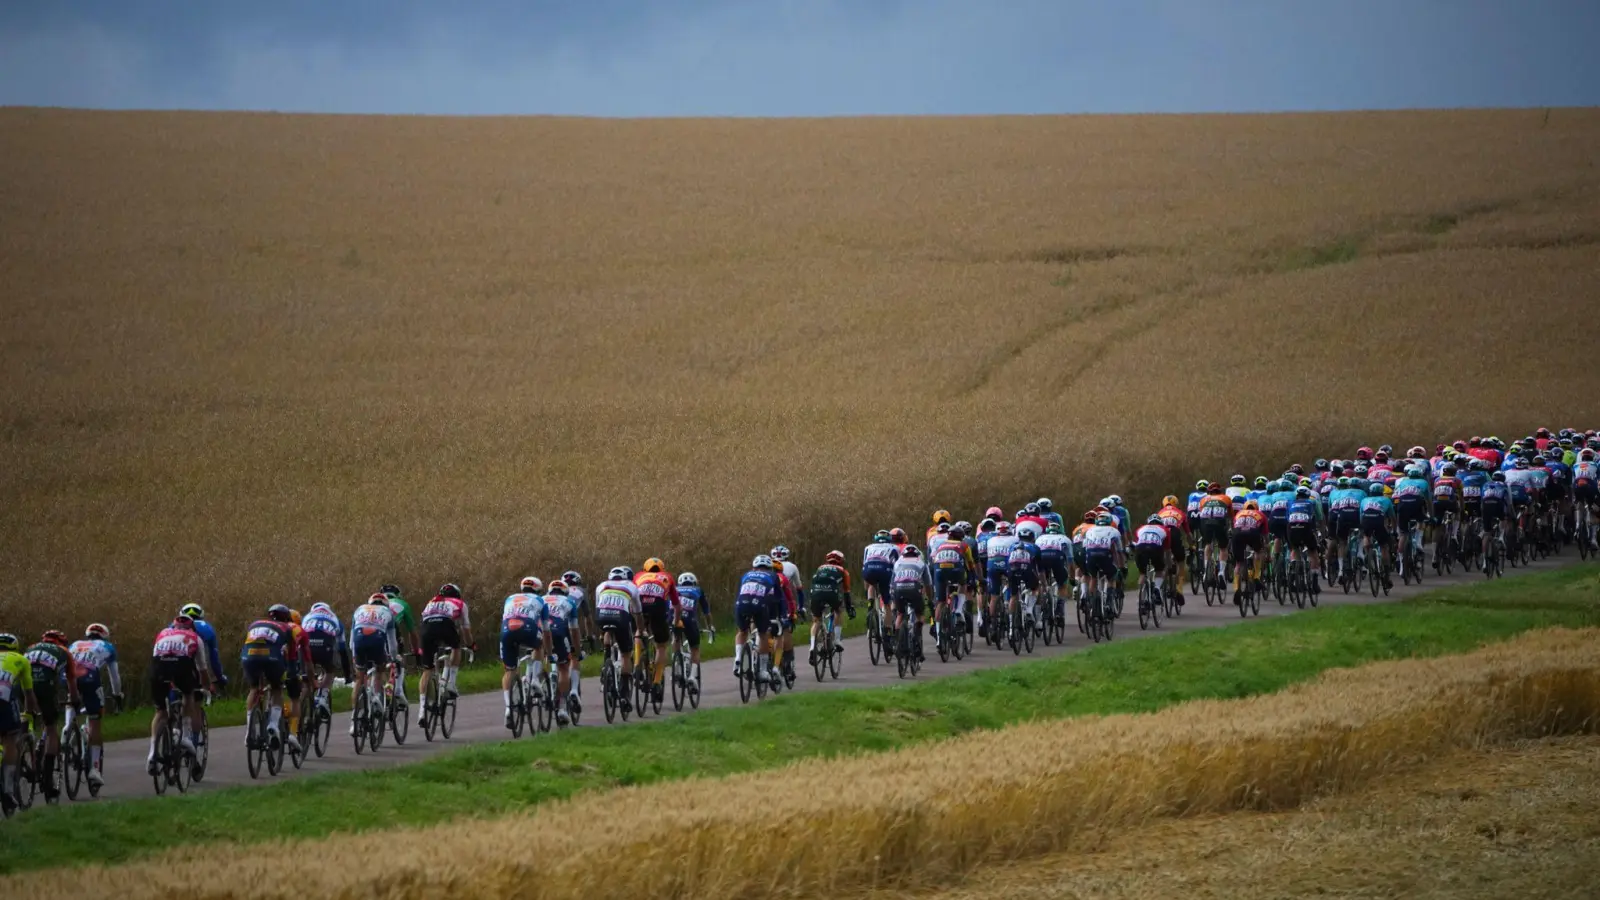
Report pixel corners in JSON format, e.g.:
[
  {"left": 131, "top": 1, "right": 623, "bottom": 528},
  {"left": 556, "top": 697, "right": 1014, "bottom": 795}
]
[
  {"left": 9, "top": 627, "right": 1597, "bottom": 898},
  {"left": 2, "top": 108, "right": 1599, "bottom": 663}
]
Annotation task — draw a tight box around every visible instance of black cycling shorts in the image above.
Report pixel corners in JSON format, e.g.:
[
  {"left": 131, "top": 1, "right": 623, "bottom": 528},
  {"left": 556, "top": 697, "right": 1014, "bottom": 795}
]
[
  {"left": 420, "top": 618, "right": 461, "bottom": 667},
  {"left": 598, "top": 610, "right": 635, "bottom": 657},
  {"left": 148, "top": 657, "right": 199, "bottom": 707},
  {"left": 808, "top": 591, "right": 843, "bottom": 619},
  {"left": 640, "top": 600, "right": 671, "bottom": 646}
]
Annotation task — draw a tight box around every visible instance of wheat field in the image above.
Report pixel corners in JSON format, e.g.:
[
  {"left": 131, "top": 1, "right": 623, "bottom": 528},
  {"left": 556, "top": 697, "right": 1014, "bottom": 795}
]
[
  {"left": 7, "top": 627, "right": 1595, "bottom": 897},
  {"left": 3, "top": 107, "right": 1599, "bottom": 652}
]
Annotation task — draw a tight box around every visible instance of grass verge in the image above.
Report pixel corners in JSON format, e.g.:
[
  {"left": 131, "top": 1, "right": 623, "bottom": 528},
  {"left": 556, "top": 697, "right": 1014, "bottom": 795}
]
[{"left": 5, "top": 565, "right": 1597, "bottom": 874}]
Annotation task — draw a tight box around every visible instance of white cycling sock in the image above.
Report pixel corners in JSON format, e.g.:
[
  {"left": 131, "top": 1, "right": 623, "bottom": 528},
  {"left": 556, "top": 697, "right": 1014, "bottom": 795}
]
[
  {"left": 268, "top": 706, "right": 282, "bottom": 731},
  {"left": 179, "top": 716, "right": 192, "bottom": 742},
  {"left": 90, "top": 746, "right": 102, "bottom": 768},
  {"left": 572, "top": 669, "right": 581, "bottom": 691},
  {"left": 1153, "top": 575, "right": 1164, "bottom": 590},
  {"left": 734, "top": 643, "right": 744, "bottom": 665},
  {"left": 834, "top": 624, "right": 842, "bottom": 643},
  {"left": 502, "top": 690, "right": 511, "bottom": 709}
]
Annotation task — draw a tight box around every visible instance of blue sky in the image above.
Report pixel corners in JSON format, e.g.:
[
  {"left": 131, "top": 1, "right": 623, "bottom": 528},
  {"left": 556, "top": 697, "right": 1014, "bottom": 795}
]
[{"left": 1, "top": 0, "right": 1595, "bottom": 115}]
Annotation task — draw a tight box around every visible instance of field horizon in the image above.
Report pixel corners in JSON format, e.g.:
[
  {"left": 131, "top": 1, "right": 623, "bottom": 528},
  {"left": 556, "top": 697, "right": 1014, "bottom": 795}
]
[{"left": 3, "top": 106, "right": 1599, "bottom": 665}]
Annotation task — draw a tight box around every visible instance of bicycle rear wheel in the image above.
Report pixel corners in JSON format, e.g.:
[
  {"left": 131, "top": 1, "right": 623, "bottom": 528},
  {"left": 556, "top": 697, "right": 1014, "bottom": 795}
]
[
  {"left": 351, "top": 692, "right": 368, "bottom": 754},
  {"left": 62, "top": 728, "right": 84, "bottom": 800},
  {"left": 246, "top": 708, "right": 266, "bottom": 776},
  {"left": 508, "top": 678, "right": 525, "bottom": 737},
  {"left": 439, "top": 694, "right": 456, "bottom": 739},
  {"left": 170, "top": 718, "right": 193, "bottom": 793},
  {"left": 151, "top": 726, "right": 170, "bottom": 795},
  {"left": 389, "top": 691, "right": 410, "bottom": 745},
  {"left": 16, "top": 734, "right": 38, "bottom": 809},
  {"left": 313, "top": 703, "right": 330, "bottom": 758}
]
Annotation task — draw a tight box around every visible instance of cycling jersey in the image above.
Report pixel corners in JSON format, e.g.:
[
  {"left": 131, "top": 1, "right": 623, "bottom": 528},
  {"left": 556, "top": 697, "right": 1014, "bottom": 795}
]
[
  {"left": 422, "top": 595, "right": 470, "bottom": 629},
  {"left": 1134, "top": 524, "right": 1169, "bottom": 548},
  {"left": 1107, "top": 507, "right": 1130, "bottom": 537},
  {"left": 1460, "top": 472, "right": 1488, "bottom": 503},
  {"left": 542, "top": 592, "right": 578, "bottom": 628},
  {"left": 1268, "top": 490, "right": 1295, "bottom": 520},
  {"left": 191, "top": 618, "right": 223, "bottom": 683},
  {"left": 1481, "top": 482, "right": 1511, "bottom": 505},
  {"left": 1432, "top": 477, "right": 1463, "bottom": 503},
  {"left": 892, "top": 557, "right": 929, "bottom": 589},
  {"left": 1186, "top": 491, "right": 1205, "bottom": 519},
  {"left": 810, "top": 563, "right": 851, "bottom": 600},
  {"left": 153, "top": 627, "right": 206, "bottom": 665},
  {"left": 501, "top": 591, "right": 546, "bottom": 631},
  {"left": 1392, "top": 477, "right": 1430, "bottom": 504},
  {"left": 1036, "top": 532, "right": 1071, "bottom": 558},
  {"left": 1360, "top": 495, "right": 1395, "bottom": 519},
  {"left": 1082, "top": 524, "right": 1123, "bottom": 553},
  {"left": 1574, "top": 461, "right": 1599, "bottom": 489},
  {"left": 25, "top": 642, "right": 74, "bottom": 689},
  {"left": 240, "top": 619, "right": 295, "bottom": 662},
  {"left": 862, "top": 541, "right": 899, "bottom": 569},
  {"left": 1006, "top": 540, "right": 1041, "bottom": 571},
  {"left": 1196, "top": 493, "right": 1232, "bottom": 523},
  {"left": 383, "top": 593, "right": 417, "bottom": 635},
  {"left": 1232, "top": 509, "right": 1268, "bottom": 534},
  {"left": 69, "top": 639, "right": 116, "bottom": 675},
  {"left": 1157, "top": 505, "right": 1189, "bottom": 533},
  {"left": 594, "top": 579, "right": 640, "bottom": 615},
  {"left": 986, "top": 534, "right": 1020, "bottom": 571},
  {"left": 1225, "top": 486, "right": 1250, "bottom": 511},
  {"left": 303, "top": 610, "right": 342, "bottom": 638},
  {"left": 634, "top": 571, "right": 680, "bottom": 613},
  {"left": 0, "top": 651, "right": 34, "bottom": 706},
  {"left": 932, "top": 539, "right": 975, "bottom": 577},
  {"left": 1287, "top": 499, "right": 1320, "bottom": 527}
]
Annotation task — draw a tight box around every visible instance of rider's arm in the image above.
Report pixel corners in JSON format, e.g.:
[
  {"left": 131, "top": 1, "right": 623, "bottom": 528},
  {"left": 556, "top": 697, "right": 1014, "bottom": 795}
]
[{"left": 105, "top": 658, "right": 123, "bottom": 699}]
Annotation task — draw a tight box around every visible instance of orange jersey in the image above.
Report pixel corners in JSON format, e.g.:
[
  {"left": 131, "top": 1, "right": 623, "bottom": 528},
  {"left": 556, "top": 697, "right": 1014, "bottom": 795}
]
[
  {"left": 633, "top": 571, "right": 680, "bottom": 613},
  {"left": 1232, "top": 509, "right": 1268, "bottom": 533},
  {"left": 1157, "top": 505, "right": 1189, "bottom": 533}
]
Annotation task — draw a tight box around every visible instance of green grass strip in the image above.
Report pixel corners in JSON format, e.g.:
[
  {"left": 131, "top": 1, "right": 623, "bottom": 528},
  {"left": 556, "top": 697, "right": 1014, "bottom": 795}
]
[{"left": 6, "top": 565, "right": 1597, "bottom": 875}]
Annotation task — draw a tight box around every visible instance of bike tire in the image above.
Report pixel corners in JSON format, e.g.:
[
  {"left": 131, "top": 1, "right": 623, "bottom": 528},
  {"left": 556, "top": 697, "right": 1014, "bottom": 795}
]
[
  {"left": 16, "top": 735, "right": 38, "bottom": 809},
  {"left": 440, "top": 696, "right": 456, "bottom": 739},
  {"left": 867, "top": 612, "right": 882, "bottom": 665},
  {"left": 171, "top": 722, "right": 193, "bottom": 792},
  {"left": 267, "top": 731, "right": 283, "bottom": 777},
  {"left": 606, "top": 663, "right": 623, "bottom": 718},
  {"left": 312, "top": 705, "right": 330, "bottom": 758},
  {"left": 688, "top": 660, "right": 703, "bottom": 707},
  {"left": 369, "top": 700, "right": 386, "bottom": 751},
  {"left": 673, "top": 655, "right": 688, "bottom": 710},
  {"left": 756, "top": 656, "right": 771, "bottom": 697},
  {"left": 509, "top": 679, "right": 525, "bottom": 737},
  {"left": 390, "top": 693, "right": 410, "bottom": 745},
  {"left": 62, "top": 729, "right": 84, "bottom": 801},
  {"left": 151, "top": 727, "right": 169, "bottom": 796}
]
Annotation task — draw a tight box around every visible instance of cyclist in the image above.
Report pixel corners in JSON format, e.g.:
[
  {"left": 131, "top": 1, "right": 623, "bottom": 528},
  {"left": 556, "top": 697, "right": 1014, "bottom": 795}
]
[
  {"left": 379, "top": 585, "right": 421, "bottom": 707},
  {"left": 1037, "top": 498, "right": 1064, "bottom": 531},
  {"left": 23, "top": 630, "right": 79, "bottom": 804},
  {"left": 240, "top": 605, "right": 296, "bottom": 747},
  {"left": 418, "top": 583, "right": 475, "bottom": 725},
  {"left": 770, "top": 546, "right": 804, "bottom": 680},
  {"left": 1544, "top": 451, "right": 1574, "bottom": 538},
  {"left": 561, "top": 570, "right": 594, "bottom": 652},
  {"left": 1230, "top": 500, "right": 1269, "bottom": 601},
  {"left": 985, "top": 522, "right": 1020, "bottom": 638},
  {"left": 1461, "top": 460, "right": 1490, "bottom": 527},
  {"left": 1266, "top": 479, "right": 1297, "bottom": 581},
  {"left": 1431, "top": 464, "right": 1465, "bottom": 572},
  {"left": 1187, "top": 480, "right": 1208, "bottom": 524},
  {"left": 1358, "top": 482, "right": 1397, "bottom": 587},
  {"left": 1225, "top": 475, "right": 1250, "bottom": 511},
  {"left": 1015, "top": 503, "right": 1049, "bottom": 541},
  {"left": 178, "top": 604, "right": 226, "bottom": 697},
  {"left": 1081, "top": 513, "right": 1126, "bottom": 606},
  {"left": 500, "top": 578, "right": 547, "bottom": 730},
  {"left": 302, "top": 601, "right": 350, "bottom": 714},
  {"left": 925, "top": 510, "right": 953, "bottom": 558},
  {"left": 1037, "top": 521, "right": 1074, "bottom": 617},
  {"left": 1286, "top": 486, "right": 1325, "bottom": 593},
  {"left": 282, "top": 610, "right": 313, "bottom": 757},
  {"left": 734, "top": 557, "right": 781, "bottom": 685},
  {"left": 149, "top": 613, "right": 214, "bottom": 773},
  {"left": 1195, "top": 483, "right": 1233, "bottom": 586},
  {"left": 346, "top": 593, "right": 397, "bottom": 735},
  {"left": 1104, "top": 496, "right": 1131, "bottom": 541},
  {"left": 1391, "top": 466, "right": 1431, "bottom": 575},
  {"left": 808, "top": 551, "right": 853, "bottom": 664},
  {"left": 0, "top": 633, "right": 39, "bottom": 816},
  {"left": 862, "top": 529, "right": 899, "bottom": 625},
  {"left": 1480, "top": 471, "right": 1512, "bottom": 558},
  {"left": 634, "top": 559, "right": 679, "bottom": 702},
  {"left": 931, "top": 526, "right": 975, "bottom": 646},
  {"left": 890, "top": 545, "right": 930, "bottom": 661},
  {"left": 1156, "top": 495, "right": 1189, "bottom": 604},
  {"left": 1574, "top": 450, "right": 1599, "bottom": 549},
  {"left": 67, "top": 624, "right": 120, "bottom": 790},
  {"left": 1247, "top": 476, "right": 1270, "bottom": 509},
  {"left": 1133, "top": 514, "right": 1172, "bottom": 600},
  {"left": 1004, "top": 526, "right": 1045, "bottom": 635},
  {"left": 541, "top": 581, "right": 580, "bottom": 725},
  {"left": 672, "top": 572, "right": 707, "bottom": 695}
]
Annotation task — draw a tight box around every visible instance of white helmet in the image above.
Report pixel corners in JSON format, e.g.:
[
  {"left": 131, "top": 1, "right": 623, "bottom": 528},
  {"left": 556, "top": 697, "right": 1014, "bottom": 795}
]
[
  {"left": 677, "top": 572, "right": 698, "bottom": 587},
  {"left": 607, "top": 566, "right": 629, "bottom": 581},
  {"left": 752, "top": 555, "right": 774, "bottom": 569},
  {"left": 519, "top": 576, "right": 543, "bottom": 593}
]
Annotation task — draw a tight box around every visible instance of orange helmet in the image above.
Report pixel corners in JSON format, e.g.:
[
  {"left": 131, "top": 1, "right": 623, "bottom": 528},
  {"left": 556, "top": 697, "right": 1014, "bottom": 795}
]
[
  {"left": 289, "top": 609, "right": 302, "bottom": 625},
  {"left": 932, "top": 509, "right": 952, "bottom": 525},
  {"left": 1162, "top": 495, "right": 1179, "bottom": 509},
  {"left": 643, "top": 558, "right": 665, "bottom": 574}
]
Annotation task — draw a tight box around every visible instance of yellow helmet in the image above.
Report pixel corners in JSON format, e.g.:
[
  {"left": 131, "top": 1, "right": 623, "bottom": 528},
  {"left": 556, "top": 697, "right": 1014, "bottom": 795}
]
[
  {"left": 1382, "top": 486, "right": 1393, "bottom": 498},
  {"left": 643, "top": 557, "right": 665, "bottom": 574},
  {"left": 1161, "top": 495, "right": 1179, "bottom": 509},
  {"left": 932, "top": 509, "right": 952, "bottom": 525},
  {"left": 289, "top": 609, "right": 302, "bottom": 625},
  {"left": 1243, "top": 500, "right": 1259, "bottom": 511}
]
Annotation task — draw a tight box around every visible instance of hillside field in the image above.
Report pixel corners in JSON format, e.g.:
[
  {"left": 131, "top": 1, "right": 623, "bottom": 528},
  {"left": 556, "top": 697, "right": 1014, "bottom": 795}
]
[{"left": 3, "top": 107, "right": 1599, "bottom": 657}]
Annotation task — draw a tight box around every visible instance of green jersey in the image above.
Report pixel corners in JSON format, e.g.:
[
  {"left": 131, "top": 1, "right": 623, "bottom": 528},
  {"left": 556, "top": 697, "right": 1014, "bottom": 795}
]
[
  {"left": 25, "top": 641, "right": 73, "bottom": 689},
  {"left": 810, "top": 564, "right": 848, "bottom": 600},
  {"left": 384, "top": 593, "right": 417, "bottom": 634}
]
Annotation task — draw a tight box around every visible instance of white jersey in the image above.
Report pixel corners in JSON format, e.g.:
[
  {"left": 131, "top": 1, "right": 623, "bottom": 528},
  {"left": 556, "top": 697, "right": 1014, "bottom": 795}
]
[
  {"left": 1036, "top": 533, "right": 1071, "bottom": 555},
  {"left": 986, "top": 534, "right": 1020, "bottom": 565},
  {"left": 594, "top": 579, "right": 639, "bottom": 615},
  {"left": 349, "top": 603, "right": 398, "bottom": 654},
  {"left": 863, "top": 542, "right": 899, "bottom": 566},
  {"left": 1083, "top": 525, "right": 1123, "bottom": 553},
  {"left": 892, "top": 557, "right": 928, "bottom": 588},
  {"left": 568, "top": 586, "right": 587, "bottom": 612},
  {"left": 780, "top": 560, "right": 803, "bottom": 590},
  {"left": 1014, "top": 520, "right": 1043, "bottom": 542},
  {"left": 502, "top": 592, "right": 545, "bottom": 624}
]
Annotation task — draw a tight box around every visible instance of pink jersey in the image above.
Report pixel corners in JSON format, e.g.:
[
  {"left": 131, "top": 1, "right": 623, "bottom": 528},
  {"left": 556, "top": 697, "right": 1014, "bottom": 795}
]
[{"left": 153, "top": 627, "right": 203, "bottom": 661}]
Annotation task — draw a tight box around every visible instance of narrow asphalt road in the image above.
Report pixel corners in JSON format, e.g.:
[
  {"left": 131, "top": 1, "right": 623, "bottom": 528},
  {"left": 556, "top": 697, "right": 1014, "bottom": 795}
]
[{"left": 85, "top": 555, "right": 1572, "bottom": 801}]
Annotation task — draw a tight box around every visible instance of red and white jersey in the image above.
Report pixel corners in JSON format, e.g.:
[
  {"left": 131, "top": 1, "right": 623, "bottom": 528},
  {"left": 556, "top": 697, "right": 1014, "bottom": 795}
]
[
  {"left": 153, "top": 627, "right": 203, "bottom": 661},
  {"left": 422, "top": 596, "right": 466, "bottom": 623}
]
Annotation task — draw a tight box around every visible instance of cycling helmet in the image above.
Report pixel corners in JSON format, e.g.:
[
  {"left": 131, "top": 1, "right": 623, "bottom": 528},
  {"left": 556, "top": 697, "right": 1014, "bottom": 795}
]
[
  {"left": 1195, "top": 480, "right": 1208, "bottom": 491},
  {"left": 825, "top": 550, "right": 846, "bottom": 565},
  {"left": 1046, "top": 522, "right": 1064, "bottom": 534},
  {"left": 874, "top": 529, "right": 892, "bottom": 543},
  {"left": 1289, "top": 464, "right": 1305, "bottom": 476},
  {"left": 1379, "top": 443, "right": 1394, "bottom": 455},
  {"left": 1229, "top": 474, "right": 1246, "bottom": 487},
  {"left": 1471, "top": 458, "right": 1489, "bottom": 471},
  {"left": 1469, "top": 436, "right": 1482, "bottom": 447},
  {"left": 889, "top": 528, "right": 908, "bottom": 543},
  {"left": 1295, "top": 486, "right": 1312, "bottom": 498},
  {"left": 1560, "top": 437, "right": 1573, "bottom": 448},
  {"left": 1368, "top": 483, "right": 1385, "bottom": 496},
  {"left": 608, "top": 566, "right": 629, "bottom": 581},
  {"left": 179, "top": 603, "right": 206, "bottom": 620},
  {"left": 380, "top": 583, "right": 402, "bottom": 596},
  {"left": 932, "top": 509, "right": 952, "bottom": 525},
  {"left": 1314, "top": 458, "right": 1329, "bottom": 471},
  {"left": 1582, "top": 449, "right": 1596, "bottom": 462},
  {"left": 548, "top": 580, "right": 569, "bottom": 594},
  {"left": 289, "top": 609, "right": 302, "bottom": 625},
  {"left": 438, "top": 583, "right": 462, "bottom": 599},
  {"left": 643, "top": 557, "right": 666, "bottom": 573},
  {"left": 1373, "top": 450, "right": 1389, "bottom": 463},
  {"left": 267, "top": 604, "right": 293, "bottom": 622},
  {"left": 901, "top": 545, "right": 921, "bottom": 558},
  {"left": 1108, "top": 495, "right": 1123, "bottom": 508},
  {"left": 752, "top": 555, "right": 774, "bottom": 569},
  {"left": 1537, "top": 427, "right": 1551, "bottom": 438},
  {"left": 309, "top": 602, "right": 333, "bottom": 615},
  {"left": 86, "top": 623, "right": 111, "bottom": 640},
  {"left": 1242, "top": 501, "right": 1259, "bottom": 511},
  {"left": 1513, "top": 457, "right": 1528, "bottom": 469},
  {"left": 1298, "top": 477, "right": 1313, "bottom": 488},
  {"left": 1147, "top": 514, "right": 1164, "bottom": 524},
  {"left": 978, "top": 519, "right": 996, "bottom": 533},
  {"left": 1355, "top": 446, "right": 1373, "bottom": 461},
  {"left": 677, "top": 572, "right": 698, "bottom": 586},
  {"left": 1081, "top": 511, "right": 1095, "bottom": 523},
  {"left": 1407, "top": 465, "right": 1425, "bottom": 478},
  {"left": 948, "top": 526, "right": 966, "bottom": 541},
  {"left": 1442, "top": 464, "right": 1456, "bottom": 477},
  {"left": 997, "top": 521, "right": 1014, "bottom": 535},
  {"left": 1336, "top": 476, "right": 1351, "bottom": 488},
  {"left": 1099, "top": 497, "right": 1116, "bottom": 510},
  {"left": 985, "top": 506, "right": 1004, "bottom": 520},
  {"left": 1037, "top": 498, "right": 1053, "bottom": 512},
  {"left": 520, "top": 576, "right": 543, "bottom": 592},
  {"left": 1207, "top": 482, "right": 1222, "bottom": 493},
  {"left": 620, "top": 567, "right": 635, "bottom": 580},
  {"left": 41, "top": 629, "right": 68, "bottom": 647},
  {"left": 1253, "top": 476, "right": 1268, "bottom": 489},
  {"left": 172, "top": 614, "right": 195, "bottom": 631},
  {"left": 1354, "top": 464, "right": 1370, "bottom": 476},
  {"left": 1452, "top": 440, "right": 1467, "bottom": 452},
  {"left": 955, "top": 520, "right": 972, "bottom": 534},
  {"left": 562, "top": 570, "right": 583, "bottom": 586},
  {"left": 1014, "top": 508, "right": 1029, "bottom": 521},
  {"left": 1095, "top": 513, "right": 1114, "bottom": 526},
  {"left": 769, "top": 546, "right": 790, "bottom": 562},
  {"left": 1491, "top": 471, "right": 1506, "bottom": 482},
  {"left": 936, "top": 522, "right": 951, "bottom": 534},
  {"left": 1162, "top": 495, "right": 1179, "bottom": 508},
  {"left": 1023, "top": 502, "right": 1040, "bottom": 516},
  {"left": 0, "top": 633, "right": 18, "bottom": 652}
]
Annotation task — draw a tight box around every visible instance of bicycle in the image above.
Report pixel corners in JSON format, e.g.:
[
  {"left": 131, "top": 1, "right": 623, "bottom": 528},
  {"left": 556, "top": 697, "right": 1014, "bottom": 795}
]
[
  {"left": 1576, "top": 502, "right": 1595, "bottom": 561},
  {"left": 507, "top": 649, "right": 542, "bottom": 738},
  {"left": 1483, "top": 523, "right": 1506, "bottom": 578},
  {"left": 1400, "top": 521, "right": 1426, "bottom": 585},
  {"left": 1435, "top": 511, "right": 1458, "bottom": 575},
  {"left": 865, "top": 596, "right": 888, "bottom": 665},
  {"left": 736, "top": 622, "right": 774, "bottom": 703},
  {"left": 632, "top": 628, "right": 663, "bottom": 717},
  {"left": 60, "top": 708, "right": 99, "bottom": 801},
  {"left": 812, "top": 607, "right": 843, "bottom": 680},
  {"left": 152, "top": 682, "right": 195, "bottom": 794},
  {"left": 895, "top": 597, "right": 923, "bottom": 679},
  {"left": 1236, "top": 549, "right": 1262, "bottom": 617},
  {"left": 1082, "top": 570, "right": 1115, "bottom": 644},
  {"left": 1137, "top": 565, "right": 1163, "bottom": 630},
  {"left": 1365, "top": 536, "right": 1392, "bottom": 597},
  {"left": 602, "top": 635, "right": 633, "bottom": 720},
  {"left": 350, "top": 665, "right": 388, "bottom": 754},
  {"left": 308, "top": 669, "right": 333, "bottom": 758},
  {"left": 422, "top": 647, "right": 472, "bottom": 742},
  {"left": 386, "top": 660, "right": 410, "bottom": 745},
  {"left": 543, "top": 653, "right": 578, "bottom": 728},
  {"left": 9, "top": 715, "right": 44, "bottom": 811}
]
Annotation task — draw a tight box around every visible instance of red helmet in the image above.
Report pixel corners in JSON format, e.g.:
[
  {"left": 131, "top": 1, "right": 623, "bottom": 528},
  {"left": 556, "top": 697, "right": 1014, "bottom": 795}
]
[
  {"left": 984, "top": 506, "right": 1003, "bottom": 520},
  {"left": 888, "top": 527, "right": 907, "bottom": 543},
  {"left": 1355, "top": 446, "right": 1373, "bottom": 461},
  {"left": 1452, "top": 440, "right": 1467, "bottom": 452},
  {"left": 1082, "top": 511, "right": 1095, "bottom": 522},
  {"left": 1536, "top": 427, "right": 1551, "bottom": 438},
  {"left": 1469, "top": 436, "right": 1482, "bottom": 447},
  {"left": 1206, "top": 482, "right": 1222, "bottom": 493},
  {"left": 1435, "top": 444, "right": 1446, "bottom": 454}
]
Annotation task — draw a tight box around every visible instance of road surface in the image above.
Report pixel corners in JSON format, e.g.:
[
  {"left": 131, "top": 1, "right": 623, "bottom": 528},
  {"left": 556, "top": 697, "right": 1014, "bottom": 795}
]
[{"left": 85, "top": 556, "right": 1571, "bottom": 801}]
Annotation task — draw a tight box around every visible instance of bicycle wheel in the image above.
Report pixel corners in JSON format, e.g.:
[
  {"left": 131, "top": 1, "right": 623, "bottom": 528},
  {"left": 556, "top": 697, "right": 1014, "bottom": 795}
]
[
  {"left": 756, "top": 654, "right": 771, "bottom": 697},
  {"left": 191, "top": 708, "right": 210, "bottom": 782},
  {"left": 1022, "top": 606, "right": 1036, "bottom": 654},
  {"left": 508, "top": 677, "right": 525, "bottom": 737},
  {"left": 439, "top": 694, "right": 456, "bottom": 739},
  {"left": 266, "top": 725, "right": 284, "bottom": 776},
  {"left": 605, "top": 661, "right": 622, "bottom": 718},
  {"left": 389, "top": 691, "right": 410, "bottom": 745},
  {"left": 867, "top": 609, "right": 882, "bottom": 665},
  {"left": 1151, "top": 583, "right": 1164, "bottom": 627},
  {"left": 15, "top": 734, "right": 37, "bottom": 809},
  {"left": 896, "top": 625, "right": 910, "bottom": 679},
  {"left": 170, "top": 719, "right": 193, "bottom": 793},
  {"left": 1138, "top": 582, "right": 1154, "bottom": 630},
  {"left": 368, "top": 695, "right": 386, "bottom": 751},
  {"left": 62, "top": 727, "right": 84, "bottom": 800},
  {"left": 671, "top": 652, "right": 687, "bottom": 709},
  {"left": 313, "top": 703, "right": 330, "bottom": 758},
  {"left": 151, "top": 725, "right": 170, "bottom": 795},
  {"left": 244, "top": 707, "right": 265, "bottom": 777},
  {"left": 351, "top": 691, "right": 368, "bottom": 754},
  {"left": 688, "top": 659, "right": 702, "bottom": 707}
]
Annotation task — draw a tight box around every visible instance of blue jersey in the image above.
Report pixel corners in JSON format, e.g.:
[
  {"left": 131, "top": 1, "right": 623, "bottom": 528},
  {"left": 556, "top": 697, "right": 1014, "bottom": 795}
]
[
  {"left": 1109, "top": 507, "right": 1130, "bottom": 536},
  {"left": 540, "top": 593, "right": 578, "bottom": 631},
  {"left": 1267, "top": 490, "right": 1295, "bottom": 520},
  {"left": 1392, "top": 477, "right": 1430, "bottom": 504},
  {"left": 1360, "top": 496, "right": 1395, "bottom": 518},
  {"left": 192, "top": 619, "right": 224, "bottom": 681},
  {"left": 1246, "top": 489, "right": 1267, "bottom": 509},
  {"left": 1329, "top": 488, "right": 1365, "bottom": 518},
  {"left": 1545, "top": 461, "right": 1572, "bottom": 489},
  {"left": 1287, "top": 499, "right": 1320, "bottom": 526},
  {"left": 1481, "top": 481, "right": 1510, "bottom": 504},
  {"left": 1006, "top": 540, "right": 1041, "bottom": 571},
  {"left": 1186, "top": 491, "right": 1206, "bottom": 514},
  {"left": 677, "top": 585, "right": 705, "bottom": 620},
  {"left": 974, "top": 531, "right": 995, "bottom": 561},
  {"left": 1504, "top": 470, "right": 1533, "bottom": 502},
  {"left": 1460, "top": 471, "right": 1488, "bottom": 502},
  {"left": 737, "top": 569, "right": 782, "bottom": 604}
]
